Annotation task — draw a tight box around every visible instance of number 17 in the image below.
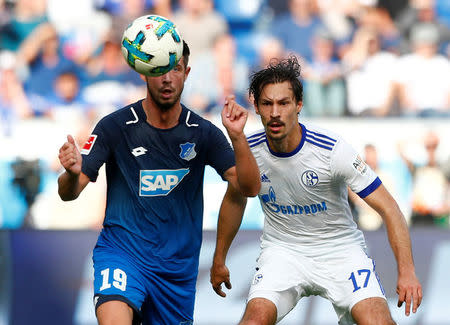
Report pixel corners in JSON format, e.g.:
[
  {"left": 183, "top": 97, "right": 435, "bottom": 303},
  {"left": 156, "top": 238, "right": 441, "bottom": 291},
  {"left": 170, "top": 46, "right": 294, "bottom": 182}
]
[{"left": 348, "top": 269, "right": 371, "bottom": 292}]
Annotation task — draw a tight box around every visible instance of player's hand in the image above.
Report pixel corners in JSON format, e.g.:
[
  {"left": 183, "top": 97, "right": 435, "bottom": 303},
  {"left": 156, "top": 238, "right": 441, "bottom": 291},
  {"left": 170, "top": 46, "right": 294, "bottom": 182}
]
[
  {"left": 210, "top": 262, "right": 232, "bottom": 298},
  {"left": 58, "top": 135, "right": 82, "bottom": 176},
  {"left": 396, "top": 270, "right": 422, "bottom": 316},
  {"left": 221, "top": 95, "right": 248, "bottom": 140}
]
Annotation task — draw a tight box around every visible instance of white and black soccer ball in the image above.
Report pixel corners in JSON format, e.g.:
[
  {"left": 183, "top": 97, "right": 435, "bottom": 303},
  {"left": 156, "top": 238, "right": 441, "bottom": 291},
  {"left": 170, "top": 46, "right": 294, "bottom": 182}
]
[{"left": 121, "top": 15, "right": 183, "bottom": 77}]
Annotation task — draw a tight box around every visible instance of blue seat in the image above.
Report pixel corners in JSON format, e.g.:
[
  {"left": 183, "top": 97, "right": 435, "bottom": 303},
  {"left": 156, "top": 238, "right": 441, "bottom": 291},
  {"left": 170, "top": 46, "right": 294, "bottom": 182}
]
[
  {"left": 215, "top": 0, "right": 267, "bottom": 31},
  {"left": 234, "top": 31, "right": 271, "bottom": 66}
]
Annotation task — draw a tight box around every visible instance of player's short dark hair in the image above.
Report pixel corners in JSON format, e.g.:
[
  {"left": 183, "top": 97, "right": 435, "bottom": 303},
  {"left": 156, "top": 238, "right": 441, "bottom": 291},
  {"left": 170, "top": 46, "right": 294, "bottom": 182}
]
[
  {"left": 249, "top": 55, "right": 303, "bottom": 106},
  {"left": 182, "top": 40, "right": 190, "bottom": 68}
]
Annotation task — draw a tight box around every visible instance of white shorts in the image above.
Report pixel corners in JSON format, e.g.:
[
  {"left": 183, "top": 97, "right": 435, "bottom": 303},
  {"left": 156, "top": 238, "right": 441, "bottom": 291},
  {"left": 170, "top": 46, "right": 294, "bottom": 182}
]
[{"left": 247, "top": 245, "right": 386, "bottom": 324}]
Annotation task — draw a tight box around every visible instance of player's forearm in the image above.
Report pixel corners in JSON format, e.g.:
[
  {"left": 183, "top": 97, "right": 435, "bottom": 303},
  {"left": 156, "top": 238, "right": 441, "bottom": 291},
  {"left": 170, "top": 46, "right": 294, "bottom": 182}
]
[
  {"left": 58, "top": 171, "right": 82, "bottom": 201},
  {"left": 213, "top": 186, "right": 247, "bottom": 265},
  {"left": 382, "top": 206, "right": 416, "bottom": 276},
  {"left": 229, "top": 133, "right": 261, "bottom": 197},
  {"left": 365, "top": 185, "right": 416, "bottom": 274}
]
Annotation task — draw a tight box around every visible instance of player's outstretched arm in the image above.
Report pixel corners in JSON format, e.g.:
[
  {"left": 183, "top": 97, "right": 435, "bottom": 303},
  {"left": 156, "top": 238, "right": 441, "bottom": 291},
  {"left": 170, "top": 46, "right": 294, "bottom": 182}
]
[
  {"left": 221, "top": 95, "right": 260, "bottom": 197},
  {"left": 211, "top": 183, "right": 247, "bottom": 297},
  {"left": 58, "top": 135, "right": 90, "bottom": 201},
  {"left": 363, "top": 184, "right": 423, "bottom": 316}
]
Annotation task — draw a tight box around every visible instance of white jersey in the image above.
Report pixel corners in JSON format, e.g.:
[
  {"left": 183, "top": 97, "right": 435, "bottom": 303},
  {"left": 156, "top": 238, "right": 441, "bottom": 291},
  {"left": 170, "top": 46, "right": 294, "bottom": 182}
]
[{"left": 247, "top": 123, "right": 381, "bottom": 256}]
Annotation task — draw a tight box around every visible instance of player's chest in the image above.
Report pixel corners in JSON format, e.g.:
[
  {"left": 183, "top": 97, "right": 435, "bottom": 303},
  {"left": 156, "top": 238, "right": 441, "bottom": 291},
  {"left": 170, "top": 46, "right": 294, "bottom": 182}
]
[
  {"left": 117, "top": 126, "right": 205, "bottom": 168},
  {"left": 257, "top": 154, "right": 332, "bottom": 199}
]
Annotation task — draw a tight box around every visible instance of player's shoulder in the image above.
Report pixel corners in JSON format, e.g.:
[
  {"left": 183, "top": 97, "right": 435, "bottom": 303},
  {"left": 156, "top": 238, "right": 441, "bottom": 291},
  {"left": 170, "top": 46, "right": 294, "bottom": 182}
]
[
  {"left": 302, "top": 122, "right": 342, "bottom": 152},
  {"left": 180, "top": 104, "right": 212, "bottom": 128},
  {"left": 246, "top": 128, "right": 267, "bottom": 150},
  {"left": 98, "top": 100, "right": 143, "bottom": 127}
]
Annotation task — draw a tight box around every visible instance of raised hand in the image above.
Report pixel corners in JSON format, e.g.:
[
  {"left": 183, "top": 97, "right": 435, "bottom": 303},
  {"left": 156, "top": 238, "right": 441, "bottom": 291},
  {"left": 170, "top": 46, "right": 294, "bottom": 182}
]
[
  {"left": 58, "top": 135, "right": 82, "bottom": 175},
  {"left": 221, "top": 95, "right": 248, "bottom": 140}
]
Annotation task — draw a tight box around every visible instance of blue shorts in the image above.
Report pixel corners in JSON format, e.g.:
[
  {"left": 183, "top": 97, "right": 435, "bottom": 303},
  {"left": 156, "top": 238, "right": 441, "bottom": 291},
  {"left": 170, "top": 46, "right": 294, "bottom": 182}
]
[{"left": 93, "top": 239, "right": 196, "bottom": 325}]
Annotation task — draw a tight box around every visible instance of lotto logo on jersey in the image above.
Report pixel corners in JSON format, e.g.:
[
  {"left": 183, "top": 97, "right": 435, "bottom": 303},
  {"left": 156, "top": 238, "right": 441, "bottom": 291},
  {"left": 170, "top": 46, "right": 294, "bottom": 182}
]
[
  {"left": 81, "top": 135, "right": 97, "bottom": 155},
  {"left": 139, "top": 169, "right": 189, "bottom": 196}
]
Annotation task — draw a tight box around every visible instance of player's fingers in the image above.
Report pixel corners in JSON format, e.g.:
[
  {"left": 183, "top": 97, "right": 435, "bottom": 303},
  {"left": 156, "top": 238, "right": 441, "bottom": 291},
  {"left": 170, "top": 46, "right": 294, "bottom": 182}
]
[
  {"left": 213, "top": 284, "right": 226, "bottom": 298},
  {"left": 67, "top": 134, "right": 75, "bottom": 145},
  {"left": 224, "top": 94, "right": 235, "bottom": 105},
  {"left": 413, "top": 286, "right": 423, "bottom": 313},
  {"left": 404, "top": 289, "right": 412, "bottom": 316},
  {"left": 60, "top": 156, "right": 76, "bottom": 169},
  {"left": 59, "top": 152, "right": 77, "bottom": 167},
  {"left": 59, "top": 141, "right": 72, "bottom": 152},
  {"left": 397, "top": 288, "right": 405, "bottom": 308},
  {"left": 225, "top": 279, "right": 232, "bottom": 290}
]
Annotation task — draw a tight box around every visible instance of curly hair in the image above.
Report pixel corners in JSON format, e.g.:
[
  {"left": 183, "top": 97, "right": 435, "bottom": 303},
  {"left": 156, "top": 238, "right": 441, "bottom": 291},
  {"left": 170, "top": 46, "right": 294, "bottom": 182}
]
[{"left": 249, "top": 55, "right": 303, "bottom": 106}]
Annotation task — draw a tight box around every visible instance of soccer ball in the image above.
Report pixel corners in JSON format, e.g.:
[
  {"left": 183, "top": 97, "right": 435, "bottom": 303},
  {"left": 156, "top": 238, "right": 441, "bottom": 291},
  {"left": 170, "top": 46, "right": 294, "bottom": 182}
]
[{"left": 121, "top": 15, "right": 183, "bottom": 77}]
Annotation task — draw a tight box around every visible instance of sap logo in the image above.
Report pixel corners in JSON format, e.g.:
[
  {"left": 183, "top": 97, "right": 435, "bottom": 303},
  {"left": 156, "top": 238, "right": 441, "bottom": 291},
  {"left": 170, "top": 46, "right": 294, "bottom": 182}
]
[{"left": 139, "top": 169, "right": 189, "bottom": 196}]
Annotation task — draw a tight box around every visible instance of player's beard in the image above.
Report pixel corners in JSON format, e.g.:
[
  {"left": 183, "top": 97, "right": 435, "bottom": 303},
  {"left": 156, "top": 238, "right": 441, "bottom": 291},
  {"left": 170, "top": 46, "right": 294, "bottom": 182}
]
[{"left": 147, "top": 83, "right": 183, "bottom": 112}]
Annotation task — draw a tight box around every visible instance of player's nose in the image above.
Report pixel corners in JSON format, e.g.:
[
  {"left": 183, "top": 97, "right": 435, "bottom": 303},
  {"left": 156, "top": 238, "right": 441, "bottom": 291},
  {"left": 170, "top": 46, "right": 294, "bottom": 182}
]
[
  {"left": 160, "top": 71, "right": 172, "bottom": 83},
  {"left": 270, "top": 105, "right": 280, "bottom": 117}
]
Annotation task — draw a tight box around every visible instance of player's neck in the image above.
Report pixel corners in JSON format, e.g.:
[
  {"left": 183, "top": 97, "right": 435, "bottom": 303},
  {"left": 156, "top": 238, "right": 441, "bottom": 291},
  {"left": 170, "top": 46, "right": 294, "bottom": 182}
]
[{"left": 142, "top": 98, "right": 182, "bottom": 129}]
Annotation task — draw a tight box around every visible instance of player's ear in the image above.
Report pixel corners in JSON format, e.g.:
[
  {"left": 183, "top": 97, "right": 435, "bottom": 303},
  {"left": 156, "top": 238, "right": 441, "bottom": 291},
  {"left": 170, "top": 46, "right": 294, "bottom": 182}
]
[
  {"left": 253, "top": 102, "right": 260, "bottom": 115},
  {"left": 184, "top": 65, "right": 191, "bottom": 79},
  {"left": 296, "top": 101, "right": 303, "bottom": 114},
  {"left": 251, "top": 95, "right": 260, "bottom": 115}
]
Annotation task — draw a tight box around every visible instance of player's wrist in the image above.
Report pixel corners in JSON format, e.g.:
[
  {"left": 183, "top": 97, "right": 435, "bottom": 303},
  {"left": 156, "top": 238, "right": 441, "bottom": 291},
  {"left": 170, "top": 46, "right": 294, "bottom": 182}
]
[
  {"left": 228, "top": 131, "right": 246, "bottom": 144},
  {"left": 212, "top": 255, "right": 227, "bottom": 266}
]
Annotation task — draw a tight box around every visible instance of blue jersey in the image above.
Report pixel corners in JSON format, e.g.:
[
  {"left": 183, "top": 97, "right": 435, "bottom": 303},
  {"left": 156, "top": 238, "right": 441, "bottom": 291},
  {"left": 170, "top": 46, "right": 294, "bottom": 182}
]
[{"left": 81, "top": 100, "right": 235, "bottom": 277}]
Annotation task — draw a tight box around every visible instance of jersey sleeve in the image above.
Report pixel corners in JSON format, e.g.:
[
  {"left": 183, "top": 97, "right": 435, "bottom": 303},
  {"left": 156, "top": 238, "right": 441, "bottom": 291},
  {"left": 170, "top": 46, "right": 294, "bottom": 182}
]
[
  {"left": 81, "top": 118, "right": 112, "bottom": 182},
  {"left": 331, "top": 139, "right": 381, "bottom": 198},
  {"left": 205, "top": 123, "right": 236, "bottom": 180}
]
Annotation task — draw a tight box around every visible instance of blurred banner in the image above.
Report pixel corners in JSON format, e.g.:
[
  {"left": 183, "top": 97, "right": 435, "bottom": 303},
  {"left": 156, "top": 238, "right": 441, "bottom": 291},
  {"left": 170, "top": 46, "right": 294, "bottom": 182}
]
[{"left": 0, "top": 229, "right": 449, "bottom": 325}]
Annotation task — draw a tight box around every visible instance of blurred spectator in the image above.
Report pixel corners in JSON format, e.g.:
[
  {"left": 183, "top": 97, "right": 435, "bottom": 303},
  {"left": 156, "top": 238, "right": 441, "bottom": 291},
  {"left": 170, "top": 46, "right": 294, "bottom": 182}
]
[
  {"left": 173, "top": 0, "right": 228, "bottom": 61},
  {"left": 302, "top": 28, "right": 346, "bottom": 117},
  {"left": 0, "top": 51, "right": 32, "bottom": 136},
  {"left": 47, "top": 71, "right": 94, "bottom": 128},
  {"left": 315, "top": 0, "right": 360, "bottom": 42},
  {"left": 250, "top": 36, "right": 286, "bottom": 72},
  {"left": 46, "top": 0, "right": 112, "bottom": 65},
  {"left": 270, "top": 0, "right": 324, "bottom": 61},
  {"left": 22, "top": 30, "right": 86, "bottom": 100},
  {"left": 400, "top": 131, "right": 450, "bottom": 227},
  {"left": 182, "top": 33, "right": 248, "bottom": 117},
  {"left": 85, "top": 39, "right": 141, "bottom": 85},
  {"left": 82, "top": 39, "right": 145, "bottom": 115},
  {"left": 395, "top": 23, "right": 450, "bottom": 117},
  {"left": 342, "top": 27, "right": 398, "bottom": 116},
  {"left": 349, "top": 144, "right": 402, "bottom": 230},
  {"left": 356, "top": 7, "right": 402, "bottom": 53},
  {"left": 98, "top": 0, "right": 172, "bottom": 43},
  {"left": 0, "top": 0, "right": 48, "bottom": 51},
  {"left": 395, "top": 0, "right": 450, "bottom": 54},
  {"left": 377, "top": 0, "right": 410, "bottom": 21}
]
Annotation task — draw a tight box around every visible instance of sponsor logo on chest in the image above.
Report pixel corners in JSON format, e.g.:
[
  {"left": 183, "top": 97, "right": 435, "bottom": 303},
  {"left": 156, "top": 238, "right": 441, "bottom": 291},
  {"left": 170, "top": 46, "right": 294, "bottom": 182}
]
[{"left": 139, "top": 169, "right": 189, "bottom": 196}]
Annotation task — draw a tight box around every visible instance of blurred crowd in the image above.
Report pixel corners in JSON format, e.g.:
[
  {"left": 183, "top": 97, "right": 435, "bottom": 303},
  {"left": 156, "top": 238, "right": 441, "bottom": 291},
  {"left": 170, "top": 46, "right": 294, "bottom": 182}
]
[{"left": 0, "top": 0, "right": 449, "bottom": 230}]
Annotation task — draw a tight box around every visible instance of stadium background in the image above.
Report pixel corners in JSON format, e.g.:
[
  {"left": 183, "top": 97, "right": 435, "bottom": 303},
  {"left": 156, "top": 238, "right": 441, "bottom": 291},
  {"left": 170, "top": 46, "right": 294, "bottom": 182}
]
[{"left": 0, "top": 0, "right": 449, "bottom": 324}]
